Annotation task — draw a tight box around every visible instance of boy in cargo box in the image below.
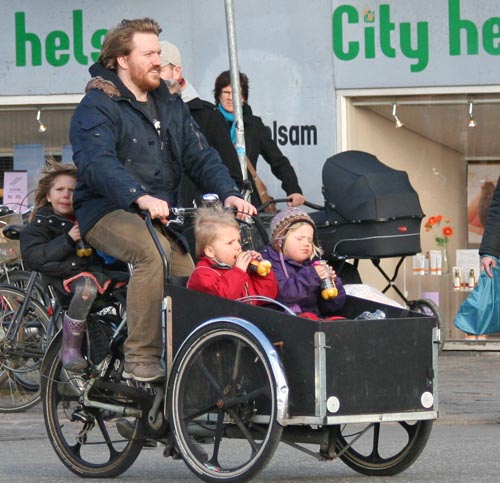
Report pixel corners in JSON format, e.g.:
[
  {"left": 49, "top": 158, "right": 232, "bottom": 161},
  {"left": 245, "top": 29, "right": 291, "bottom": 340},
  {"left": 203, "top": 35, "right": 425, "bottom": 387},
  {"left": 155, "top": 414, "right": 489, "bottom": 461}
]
[{"left": 187, "top": 204, "right": 278, "bottom": 302}]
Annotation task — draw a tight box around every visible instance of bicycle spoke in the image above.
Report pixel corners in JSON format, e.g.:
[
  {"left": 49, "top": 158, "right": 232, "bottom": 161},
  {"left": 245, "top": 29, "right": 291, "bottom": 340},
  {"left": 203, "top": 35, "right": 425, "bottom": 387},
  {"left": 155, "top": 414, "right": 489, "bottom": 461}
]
[
  {"left": 95, "top": 412, "right": 121, "bottom": 457},
  {"left": 195, "top": 352, "right": 224, "bottom": 398},
  {"left": 209, "top": 410, "right": 225, "bottom": 466},
  {"left": 228, "top": 407, "right": 261, "bottom": 454},
  {"left": 230, "top": 339, "right": 244, "bottom": 386},
  {"left": 370, "top": 423, "right": 381, "bottom": 460}
]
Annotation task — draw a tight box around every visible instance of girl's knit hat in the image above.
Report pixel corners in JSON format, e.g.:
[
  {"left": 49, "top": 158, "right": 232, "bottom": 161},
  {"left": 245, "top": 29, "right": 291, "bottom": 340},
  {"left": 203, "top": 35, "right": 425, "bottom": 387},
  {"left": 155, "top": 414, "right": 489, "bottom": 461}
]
[{"left": 269, "top": 207, "right": 316, "bottom": 250}]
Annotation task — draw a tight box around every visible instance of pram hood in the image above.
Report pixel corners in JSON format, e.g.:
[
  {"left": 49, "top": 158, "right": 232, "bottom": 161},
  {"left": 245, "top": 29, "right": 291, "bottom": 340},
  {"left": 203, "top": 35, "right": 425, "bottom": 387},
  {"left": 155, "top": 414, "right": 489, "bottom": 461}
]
[{"left": 322, "top": 150, "right": 423, "bottom": 223}]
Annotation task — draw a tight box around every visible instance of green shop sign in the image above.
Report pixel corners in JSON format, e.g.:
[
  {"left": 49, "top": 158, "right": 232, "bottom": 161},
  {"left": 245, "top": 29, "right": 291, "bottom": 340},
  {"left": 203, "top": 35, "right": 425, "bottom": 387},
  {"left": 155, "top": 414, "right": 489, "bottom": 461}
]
[
  {"left": 332, "top": 0, "right": 500, "bottom": 72},
  {"left": 12, "top": 1, "right": 500, "bottom": 73},
  {"left": 15, "top": 10, "right": 107, "bottom": 67}
]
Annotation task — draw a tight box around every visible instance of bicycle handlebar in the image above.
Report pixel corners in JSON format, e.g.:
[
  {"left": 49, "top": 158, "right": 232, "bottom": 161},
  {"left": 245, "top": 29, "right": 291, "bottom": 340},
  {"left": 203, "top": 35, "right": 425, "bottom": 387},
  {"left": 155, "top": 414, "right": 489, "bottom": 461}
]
[{"left": 256, "top": 198, "right": 325, "bottom": 213}]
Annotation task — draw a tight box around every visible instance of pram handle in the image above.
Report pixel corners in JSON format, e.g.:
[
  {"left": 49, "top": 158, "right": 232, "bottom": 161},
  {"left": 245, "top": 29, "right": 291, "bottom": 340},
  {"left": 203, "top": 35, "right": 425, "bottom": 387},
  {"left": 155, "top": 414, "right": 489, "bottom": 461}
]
[{"left": 257, "top": 198, "right": 324, "bottom": 213}]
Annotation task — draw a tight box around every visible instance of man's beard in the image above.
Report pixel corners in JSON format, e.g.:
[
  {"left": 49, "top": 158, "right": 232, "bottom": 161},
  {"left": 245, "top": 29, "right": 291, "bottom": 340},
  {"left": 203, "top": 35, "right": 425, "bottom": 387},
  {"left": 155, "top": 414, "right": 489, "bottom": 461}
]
[{"left": 130, "top": 66, "right": 160, "bottom": 92}]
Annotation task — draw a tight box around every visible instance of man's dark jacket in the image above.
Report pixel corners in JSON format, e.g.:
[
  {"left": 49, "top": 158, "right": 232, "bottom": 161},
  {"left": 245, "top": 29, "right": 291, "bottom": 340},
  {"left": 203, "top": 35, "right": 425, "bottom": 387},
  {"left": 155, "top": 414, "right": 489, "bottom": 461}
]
[
  {"left": 479, "top": 176, "right": 500, "bottom": 258},
  {"left": 70, "top": 63, "right": 241, "bottom": 235}
]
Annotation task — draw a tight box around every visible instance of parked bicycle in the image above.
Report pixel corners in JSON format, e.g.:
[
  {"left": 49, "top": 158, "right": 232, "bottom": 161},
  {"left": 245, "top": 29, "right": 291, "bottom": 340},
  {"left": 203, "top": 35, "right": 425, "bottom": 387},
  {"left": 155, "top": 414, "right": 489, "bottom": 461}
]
[
  {"left": 0, "top": 276, "right": 50, "bottom": 412},
  {"left": 0, "top": 206, "right": 26, "bottom": 283}
]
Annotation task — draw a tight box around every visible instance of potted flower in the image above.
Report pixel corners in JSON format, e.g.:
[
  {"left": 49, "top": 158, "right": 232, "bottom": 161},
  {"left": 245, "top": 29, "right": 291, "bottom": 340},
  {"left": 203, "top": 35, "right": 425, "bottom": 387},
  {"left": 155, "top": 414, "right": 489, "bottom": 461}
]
[{"left": 424, "top": 215, "right": 454, "bottom": 273}]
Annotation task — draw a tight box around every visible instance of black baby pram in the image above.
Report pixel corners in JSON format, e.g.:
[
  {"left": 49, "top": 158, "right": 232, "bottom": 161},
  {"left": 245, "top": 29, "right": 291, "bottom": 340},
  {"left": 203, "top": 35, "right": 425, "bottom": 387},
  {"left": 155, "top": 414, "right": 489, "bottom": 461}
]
[
  {"left": 312, "top": 150, "right": 423, "bottom": 259},
  {"left": 308, "top": 150, "right": 442, "bottom": 336}
]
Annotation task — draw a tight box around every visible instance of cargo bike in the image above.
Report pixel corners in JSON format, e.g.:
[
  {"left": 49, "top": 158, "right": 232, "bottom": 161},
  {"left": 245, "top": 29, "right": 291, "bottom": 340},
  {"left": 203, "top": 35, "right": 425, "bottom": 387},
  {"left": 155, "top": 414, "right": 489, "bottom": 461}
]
[{"left": 40, "top": 201, "right": 439, "bottom": 482}]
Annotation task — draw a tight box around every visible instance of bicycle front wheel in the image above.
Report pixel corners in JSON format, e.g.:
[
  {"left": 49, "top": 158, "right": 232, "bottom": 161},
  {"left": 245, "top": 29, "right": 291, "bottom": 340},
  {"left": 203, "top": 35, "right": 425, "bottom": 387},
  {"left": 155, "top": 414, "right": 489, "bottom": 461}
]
[
  {"left": 0, "top": 285, "right": 50, "bottom": 412},
  {"left": 168, "top": 322, "right": 283, "bottom": 483}
]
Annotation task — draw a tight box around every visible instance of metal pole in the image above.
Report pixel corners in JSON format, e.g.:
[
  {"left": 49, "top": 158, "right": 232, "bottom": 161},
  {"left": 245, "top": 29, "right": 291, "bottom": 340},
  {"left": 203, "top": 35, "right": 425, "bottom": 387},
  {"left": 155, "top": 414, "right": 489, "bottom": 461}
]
[{"left": 224, "top": 0, "right": 251, "bottom": 202}]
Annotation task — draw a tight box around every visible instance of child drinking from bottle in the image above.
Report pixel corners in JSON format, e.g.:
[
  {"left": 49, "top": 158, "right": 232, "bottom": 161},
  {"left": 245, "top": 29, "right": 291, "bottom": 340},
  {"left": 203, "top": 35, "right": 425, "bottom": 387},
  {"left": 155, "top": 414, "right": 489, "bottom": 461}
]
[
  {"left": 20, "top": 160, "right": 117, "bottom": 372},
  {"left": 262, "top": 207, "right": 346, "bottom": 319},
  {"left": 187, "top": 204, "right": 278, "bottom": 302}
]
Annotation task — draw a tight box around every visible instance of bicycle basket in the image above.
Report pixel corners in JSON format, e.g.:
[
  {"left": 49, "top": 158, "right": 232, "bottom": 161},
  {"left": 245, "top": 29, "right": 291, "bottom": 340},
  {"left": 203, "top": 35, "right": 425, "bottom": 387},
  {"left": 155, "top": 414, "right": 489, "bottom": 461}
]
[{"left": 0, "top": 212, "right": 22, "bottom": 263}]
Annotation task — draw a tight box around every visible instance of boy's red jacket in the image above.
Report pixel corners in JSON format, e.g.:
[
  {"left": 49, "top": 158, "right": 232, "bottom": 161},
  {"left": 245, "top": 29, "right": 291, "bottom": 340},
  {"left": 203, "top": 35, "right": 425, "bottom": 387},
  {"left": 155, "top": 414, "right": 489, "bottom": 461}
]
[{"left": 187, "top": 256, "right": 278, "bottom": 302}]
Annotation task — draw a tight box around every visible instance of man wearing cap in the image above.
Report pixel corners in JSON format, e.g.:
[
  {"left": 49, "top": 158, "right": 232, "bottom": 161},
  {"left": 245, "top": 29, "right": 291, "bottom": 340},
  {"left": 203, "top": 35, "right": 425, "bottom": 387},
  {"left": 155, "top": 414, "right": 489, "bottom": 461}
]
[{"left": 159, "top": 40, "right": 244, "bottom": 205}]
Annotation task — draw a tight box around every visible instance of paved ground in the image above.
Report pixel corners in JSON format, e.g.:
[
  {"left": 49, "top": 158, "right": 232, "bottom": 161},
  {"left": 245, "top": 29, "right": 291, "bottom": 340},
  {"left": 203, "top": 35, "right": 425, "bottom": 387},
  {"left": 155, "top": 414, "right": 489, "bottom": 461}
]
[
  {"left": 1, "top": 351, "right": 500, "bottom": 443},
  {"left": 438, "top": 350, "right": 500, "bottom": 424}
]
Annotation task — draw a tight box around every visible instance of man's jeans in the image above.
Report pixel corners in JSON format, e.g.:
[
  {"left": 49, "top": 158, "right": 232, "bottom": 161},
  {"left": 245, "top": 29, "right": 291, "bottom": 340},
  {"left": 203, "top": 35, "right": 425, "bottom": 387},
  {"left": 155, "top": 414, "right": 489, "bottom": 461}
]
[{"left": 85, "top": 210, "right": 194, "bottom": 362}]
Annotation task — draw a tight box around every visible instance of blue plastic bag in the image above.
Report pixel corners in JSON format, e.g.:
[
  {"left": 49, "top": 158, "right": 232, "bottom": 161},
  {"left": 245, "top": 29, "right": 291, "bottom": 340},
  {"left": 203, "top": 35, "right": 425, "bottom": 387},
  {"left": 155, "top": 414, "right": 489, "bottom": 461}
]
[{"left": 454, "top": 259, "right": 500, "bottom": 335}]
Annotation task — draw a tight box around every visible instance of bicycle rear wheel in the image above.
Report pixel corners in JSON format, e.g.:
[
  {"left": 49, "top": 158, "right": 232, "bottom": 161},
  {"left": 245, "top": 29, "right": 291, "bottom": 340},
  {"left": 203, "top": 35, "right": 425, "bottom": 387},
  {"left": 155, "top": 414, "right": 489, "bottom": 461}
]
[
  {"left": 0, "top": 271, "right": 51, "bottom": 308},
  {"left": 0, "top": 285, "right": 50, "bottom": 412},
  {"left": 42, "top": 332, "right": 146, "bottom": 478}
]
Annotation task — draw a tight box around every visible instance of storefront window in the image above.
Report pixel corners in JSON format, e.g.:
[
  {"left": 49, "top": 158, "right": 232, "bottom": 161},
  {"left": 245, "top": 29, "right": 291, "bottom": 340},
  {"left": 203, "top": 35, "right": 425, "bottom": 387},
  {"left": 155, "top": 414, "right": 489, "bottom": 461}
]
[
  {"left": 0, "top": 107, "right": 75, "bottom": 204},
  {"left": 339, "top": 91, "right": 500, "bottom": 345}
]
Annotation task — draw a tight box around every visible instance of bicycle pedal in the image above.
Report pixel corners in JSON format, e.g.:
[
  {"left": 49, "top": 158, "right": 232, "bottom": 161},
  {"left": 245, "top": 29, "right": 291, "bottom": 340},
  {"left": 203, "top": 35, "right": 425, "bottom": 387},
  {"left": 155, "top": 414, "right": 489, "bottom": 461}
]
[
  {"left": 163, "top": 442, "right": 182, "bottom": 460},
  {"left": 71, "top": 408, "right": 92, "bottom": 424}
]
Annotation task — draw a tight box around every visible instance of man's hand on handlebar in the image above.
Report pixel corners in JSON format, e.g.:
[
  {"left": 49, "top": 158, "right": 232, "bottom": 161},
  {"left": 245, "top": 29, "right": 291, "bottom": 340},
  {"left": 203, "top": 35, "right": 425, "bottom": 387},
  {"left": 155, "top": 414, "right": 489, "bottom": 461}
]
[
  {"left": 258, "top": 197, "right": 323, "bottom": 213},
  {"left": 224, "top": 196, "right": 257, "bottom": 221},
  {"left": 136, "top": 195, "right": 170, "bottom": 224},
  {"left": 136, "top": 194, "right": 255, "bottom": 223},
  {"left": 287, "top": 193, "right": 305, "bottom": 207}
]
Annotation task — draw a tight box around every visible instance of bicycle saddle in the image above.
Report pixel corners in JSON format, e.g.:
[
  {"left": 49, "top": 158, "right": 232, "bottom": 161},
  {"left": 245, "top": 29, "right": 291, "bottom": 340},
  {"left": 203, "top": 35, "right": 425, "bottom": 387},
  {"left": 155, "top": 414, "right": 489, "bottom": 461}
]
[{"left": 2, "top": 224, "right": 24, "bottom": 240}]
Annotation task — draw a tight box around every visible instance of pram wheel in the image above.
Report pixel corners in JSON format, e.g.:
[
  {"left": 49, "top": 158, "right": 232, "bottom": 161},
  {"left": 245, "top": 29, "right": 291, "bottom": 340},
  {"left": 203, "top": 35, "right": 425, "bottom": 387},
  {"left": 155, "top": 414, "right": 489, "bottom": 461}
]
[{"left": 408, "top": 298, "right": 443, "bottom": 348}]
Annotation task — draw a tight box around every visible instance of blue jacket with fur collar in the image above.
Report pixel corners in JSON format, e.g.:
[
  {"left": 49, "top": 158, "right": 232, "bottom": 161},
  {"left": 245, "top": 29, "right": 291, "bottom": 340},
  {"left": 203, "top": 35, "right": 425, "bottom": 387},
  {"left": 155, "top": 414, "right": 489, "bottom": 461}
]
[{"left": 70, "top": 63, "right": 241, "bottom": 235}]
